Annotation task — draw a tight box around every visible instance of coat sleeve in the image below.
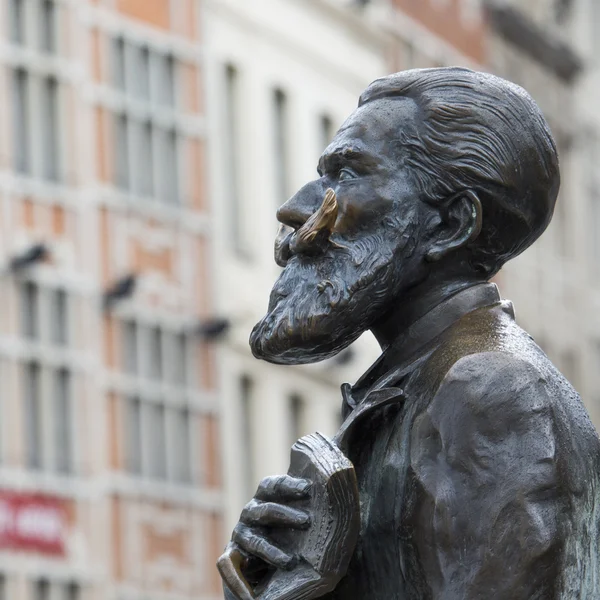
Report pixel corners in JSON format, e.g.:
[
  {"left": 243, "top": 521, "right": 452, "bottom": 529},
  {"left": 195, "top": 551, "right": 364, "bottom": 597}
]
[{"left": 410, "top": 351, "right": 564, "bottom": 599}]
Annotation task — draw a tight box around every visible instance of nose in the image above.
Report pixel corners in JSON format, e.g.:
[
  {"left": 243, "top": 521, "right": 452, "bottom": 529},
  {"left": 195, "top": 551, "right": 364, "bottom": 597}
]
[{"left": 276, "top": 181, "right": 324, "bottom": 230}]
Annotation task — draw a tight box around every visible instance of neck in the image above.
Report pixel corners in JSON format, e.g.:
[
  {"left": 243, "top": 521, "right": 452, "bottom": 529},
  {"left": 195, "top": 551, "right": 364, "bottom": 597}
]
[{"left": 371, "top": 275, "right": 487, "bottom": 350}]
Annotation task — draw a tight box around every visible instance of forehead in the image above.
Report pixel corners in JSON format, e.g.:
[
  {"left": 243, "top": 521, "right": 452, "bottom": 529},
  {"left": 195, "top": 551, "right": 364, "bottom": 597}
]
[{"left": 322, "top": 97, "right": 419, "bottom": 162}]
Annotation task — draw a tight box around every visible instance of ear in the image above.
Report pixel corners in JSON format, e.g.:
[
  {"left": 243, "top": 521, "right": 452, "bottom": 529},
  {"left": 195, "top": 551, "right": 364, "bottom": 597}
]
[{"left": 425, "top": 190, "right": 482, "bottom": 263}]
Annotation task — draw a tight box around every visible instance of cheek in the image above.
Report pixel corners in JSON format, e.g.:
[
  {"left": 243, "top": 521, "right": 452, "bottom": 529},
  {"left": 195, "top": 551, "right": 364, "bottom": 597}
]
[{"left": 334, "top": 184, "right": 396, "bottom": 235}]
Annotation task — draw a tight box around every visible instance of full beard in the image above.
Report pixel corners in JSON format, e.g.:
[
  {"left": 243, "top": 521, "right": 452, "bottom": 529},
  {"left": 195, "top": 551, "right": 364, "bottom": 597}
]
[{"left": 250, "top": 227, "right": 415, "bottom": 365}]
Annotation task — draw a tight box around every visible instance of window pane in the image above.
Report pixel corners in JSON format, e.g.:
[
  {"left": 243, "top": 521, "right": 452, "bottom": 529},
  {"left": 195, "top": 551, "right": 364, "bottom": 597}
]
[
  {"left": 40, "top": 0, "right": 57, "bottom": 53},
  {"left": 132, "top": 120, "right": 154, "bottom": 196},
  {"left": 224, "top": 65, "right": 244, "bottom": 253},
  {"left": 273, "top": 88, "right": 289, "bottom": 208},
  {"left": 154, "top": 53, "right": 176, "bottom": 107},
  {"left": 112, "top": 37, "right": 126, "bottom": 91},
  {"left": 66, "top": 583, "right": 80, "bottom": 600},
  {"left": 172, "top": 407, "right": 191, "bottom": 483},
  {"left": 149, "top": 326, "right": 162, "bottom": 381},
  {"left": 166, "top": 130, "right": 179, "bottom": 204},
  {"left": 157, "top": 128, "right": 179, "bottom": 204},
  {"left": 34, "top": 580, "right": 50, "bottom": 600},
  {"left": 54, "top": 368, "right": 72, "bottom": 473},
  {"left": 10, "top": 0, "right": 25, "bottom": 45},
  {"left": 21, "top": 281, "right": 39, "bottom": 339},
  {"left": 23, "top": 362, "right": 41, "bottom": 469},
  {"left": 240, "top": 376, "right": 254, "bottom": 496},
  {"left": 41, "top": 77, "right": 60, "bottom": 181},
  {"left": 122, "top": 320, "right": 137, "bottom": 374},
  {"left": 13, "top": 69, "right": 30, "bottom": 174},
  {"left": 148, "top": 403, "right": 166, "bottom": 479},
  {"left": 174, "top": 333, "right": 187, "bottom": 385},
  {"left": 130, "top": 44, "right": 151, "bottom": 100},
  {"left": 114, "top": 113, "right": 130, "bottom": 190},
  {"left": 50, "top": 289, "right": 68, "bottom": 346},
  {"left": 289, "top": 394, "right": 305, "bottom": 445},
  {"left": 125, "top": 397, "right": 142, "bottom": 474},
  {"left": 319, "top": 114, "right": 333, "bottom": 152}
]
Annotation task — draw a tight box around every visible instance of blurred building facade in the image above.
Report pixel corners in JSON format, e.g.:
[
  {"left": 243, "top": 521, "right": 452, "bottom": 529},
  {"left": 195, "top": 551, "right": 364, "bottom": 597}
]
[
  {"left": 0, "top": 1, "right": 221, "bottom": 599},
  {"left": 204, "top": 0, "right": 388, "bottom": 533}
]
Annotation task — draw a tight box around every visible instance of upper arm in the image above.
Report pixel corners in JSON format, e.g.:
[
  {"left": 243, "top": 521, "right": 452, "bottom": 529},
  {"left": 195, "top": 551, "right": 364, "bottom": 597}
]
[{"left": 411, "top": 352, "right": 562, "bottom": 599}]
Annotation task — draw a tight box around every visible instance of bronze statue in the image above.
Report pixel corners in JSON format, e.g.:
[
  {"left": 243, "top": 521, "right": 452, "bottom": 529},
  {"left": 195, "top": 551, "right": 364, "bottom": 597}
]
[{"left": 218, "top": 68, "right": 600, "bottom": 599}]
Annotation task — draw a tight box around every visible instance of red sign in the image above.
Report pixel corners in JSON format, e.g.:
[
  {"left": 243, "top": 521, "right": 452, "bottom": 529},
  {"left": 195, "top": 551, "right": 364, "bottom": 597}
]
[{"left": 0, "top": 492, "right": 68, "bottom": 556}]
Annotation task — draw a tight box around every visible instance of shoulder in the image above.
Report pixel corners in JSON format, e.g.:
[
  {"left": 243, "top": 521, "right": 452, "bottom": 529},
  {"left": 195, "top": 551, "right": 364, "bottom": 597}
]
[{"left": 427, "top": 351, "right": 554, "bottom": 436}]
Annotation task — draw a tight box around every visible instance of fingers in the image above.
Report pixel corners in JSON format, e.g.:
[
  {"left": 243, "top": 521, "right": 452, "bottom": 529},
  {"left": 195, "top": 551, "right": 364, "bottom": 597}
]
[
  {"left": 233, "top": 523, "right": 295, "bottom": 570},
  {"left": 255, "top": 475, "right": 311, "bottom": 502},
  {"left": 241, "top": 499, "right": 310, "bottom": 529},
  {"left": 217, "top": 543, "right": 255, "bottom": 600}
]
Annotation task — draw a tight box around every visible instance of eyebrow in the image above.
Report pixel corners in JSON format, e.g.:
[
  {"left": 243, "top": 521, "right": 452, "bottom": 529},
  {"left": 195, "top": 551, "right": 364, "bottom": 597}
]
[{"left": 317, "top": 146, "right": 379, "bottom": 175}]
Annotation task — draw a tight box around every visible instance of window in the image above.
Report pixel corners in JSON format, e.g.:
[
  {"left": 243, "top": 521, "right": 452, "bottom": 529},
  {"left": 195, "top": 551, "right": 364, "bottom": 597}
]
[
  {"left": 9, "top": 0, "right": 25, "bottom": 45},
  {"left": 32, "top": 581, "right": 79, "bottom": 600},
  {"left": 112, "top": 37, "right": 127, "bottom": 91},
  {"left": 114, "top": 114, "right": 130, "bottom": 191},
  {"left": 50, "top": 289, "right": 68, "bottom": 346},
  {"left": 20, "top": 282, "right": 76, "bottom": 474},
  {"left": 154, "top": 53, "right": 176, "bottom": 107},
  {"left": 149, "top": 326, "right": 162, "bottom": 381},
  {"left": 125, "top": 397, "right": 142, "bottom": 474},
  {"left": 66, "top": 583, "right": 80, "bottom": 600},
  {"left": 40, "top": 0, "right": 57, "bottom": 53},
  {"left": 24, "top": 361, "right": 42, "bottom": 469},
  {"left": 122, "top": 320, "right": 137, "bottom": 374},
  {"left": 156, "top": 128, "right": 179, "bottom": 204},
  {"left": 224, "top": 64, "right": 244, "bottom": 254},
  {"left": 21, "top": 281, "right": 39, "bottom": 339},
  {"left": 130, "top": 120, "right": 154, "bottom": 197},
  {"left": 12, "top": 69, "right": 63, "bottom": 180},
  {"left": 273, "top": 88, "right": 290, "bottom": 208},
  {"left": 240, "top": 375, "right": 254, "bottom": 496},
  {"left": 119, "top": 320, "right": 195, "bottom": 484},
  {"left": 34, "top": 580, "right": 50, "bottom": 600},
  {"left": 147, "top": 403, "right": 167, "bottom": 479},
  {"left": 110, "top": 36, "right": 181, "bottom": 206},
  {"left": 53, "top": 368, "right": 72, "bottom": 473},
  {"left": 41, "top": 76, "right": 60, "bottom": 181},
  {"left": 319, "top": 115, "right": 334, "bottom": 152},
  {"left": 171, "top": 407, "right": 191, "bottom": 483},
  {"left": 289, "top": 394, "right": 306, "bottom": 445},
  {"left": 13, "top": 69, "right": 30, "bottom": 174}
]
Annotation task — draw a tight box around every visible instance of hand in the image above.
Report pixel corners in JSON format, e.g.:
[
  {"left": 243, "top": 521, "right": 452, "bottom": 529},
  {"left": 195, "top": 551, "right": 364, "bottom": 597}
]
[{"left": 218, "top": 475, "right": 312, "bottom": 600}]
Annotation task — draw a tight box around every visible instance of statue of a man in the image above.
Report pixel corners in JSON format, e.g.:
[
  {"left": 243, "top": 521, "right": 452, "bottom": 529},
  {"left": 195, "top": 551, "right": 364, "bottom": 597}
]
[{"left": 218, "top": 68, "right": 600, "bottom": 599}]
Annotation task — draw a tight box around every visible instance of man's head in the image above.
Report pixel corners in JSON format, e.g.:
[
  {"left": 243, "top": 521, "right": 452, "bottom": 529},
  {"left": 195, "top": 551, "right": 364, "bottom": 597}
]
[{"left": 250, "top": 68, "right": 560, "bottom": 365}]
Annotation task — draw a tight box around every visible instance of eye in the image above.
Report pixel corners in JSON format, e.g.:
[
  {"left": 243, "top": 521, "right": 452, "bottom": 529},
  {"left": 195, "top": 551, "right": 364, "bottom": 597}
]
[{"left": 338, "top": 167, "right": 357, "bottom": 182}]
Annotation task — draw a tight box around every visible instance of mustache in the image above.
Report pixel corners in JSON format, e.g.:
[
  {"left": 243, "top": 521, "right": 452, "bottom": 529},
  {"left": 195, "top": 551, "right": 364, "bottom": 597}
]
[{"left": 275, "top": 188, "right": 338, "bottom": 267}]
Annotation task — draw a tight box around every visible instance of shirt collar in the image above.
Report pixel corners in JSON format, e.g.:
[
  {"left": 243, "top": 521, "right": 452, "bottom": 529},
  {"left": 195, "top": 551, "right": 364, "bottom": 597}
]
[{"left": 343, "top": 283, "right": 506, "bottom": 410}]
